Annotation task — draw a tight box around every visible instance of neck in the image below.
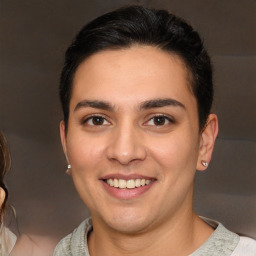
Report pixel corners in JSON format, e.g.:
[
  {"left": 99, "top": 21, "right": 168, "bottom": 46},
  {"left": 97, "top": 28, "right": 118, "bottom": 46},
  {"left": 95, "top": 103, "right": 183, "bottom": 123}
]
[{"left": 88, "top": 204, "right": 213, "bottom": 256}]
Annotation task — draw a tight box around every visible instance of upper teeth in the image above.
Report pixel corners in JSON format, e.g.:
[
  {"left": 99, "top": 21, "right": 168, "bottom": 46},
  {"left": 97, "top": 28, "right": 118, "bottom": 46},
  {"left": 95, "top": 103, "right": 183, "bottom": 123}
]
[{"left": 106, "top": 178, "right": 152, "bottom": 189}]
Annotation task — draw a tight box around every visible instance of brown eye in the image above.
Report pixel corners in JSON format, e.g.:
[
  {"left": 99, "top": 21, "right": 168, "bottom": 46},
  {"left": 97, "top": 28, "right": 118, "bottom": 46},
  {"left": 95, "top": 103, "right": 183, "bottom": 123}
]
[
  {"left": 153, "top": 116, "right": 166, "bottom": 126},
  {"left": 145, "top": 115, "right": 174, "bottom": 127},
  {"left": 83, "top": 115, "right": 110, "bottom": 126},
  {"left": 92, "top": 116, "right": 104, "bottom": 125}
]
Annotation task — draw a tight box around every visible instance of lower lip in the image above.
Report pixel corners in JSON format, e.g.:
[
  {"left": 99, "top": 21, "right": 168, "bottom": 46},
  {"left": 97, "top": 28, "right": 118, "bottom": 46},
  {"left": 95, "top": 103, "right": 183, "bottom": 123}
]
[{"left": 101, "top": 180, "right": 155, "bottom": 200}]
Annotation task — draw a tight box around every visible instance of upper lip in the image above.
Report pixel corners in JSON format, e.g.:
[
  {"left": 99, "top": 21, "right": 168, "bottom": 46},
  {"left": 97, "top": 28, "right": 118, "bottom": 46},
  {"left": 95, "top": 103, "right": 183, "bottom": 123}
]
[{"left": 100, "top": 173, "right": 156, "bottom": 181}]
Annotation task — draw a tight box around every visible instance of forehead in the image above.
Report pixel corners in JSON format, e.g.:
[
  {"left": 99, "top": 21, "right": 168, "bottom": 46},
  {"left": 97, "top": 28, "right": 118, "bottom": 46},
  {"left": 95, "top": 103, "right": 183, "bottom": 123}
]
[{"left": 71, "top": 46, "right": 195, "bottom": 109}]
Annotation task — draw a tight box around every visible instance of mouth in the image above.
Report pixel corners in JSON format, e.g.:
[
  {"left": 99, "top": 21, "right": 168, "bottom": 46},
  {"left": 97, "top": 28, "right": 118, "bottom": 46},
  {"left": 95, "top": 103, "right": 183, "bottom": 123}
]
[
  {"left": 103, "top": 178, "right": 153, "bottom": 189},
  {"left": 100, "top": 175, "right": 156, "bottom": 200}
]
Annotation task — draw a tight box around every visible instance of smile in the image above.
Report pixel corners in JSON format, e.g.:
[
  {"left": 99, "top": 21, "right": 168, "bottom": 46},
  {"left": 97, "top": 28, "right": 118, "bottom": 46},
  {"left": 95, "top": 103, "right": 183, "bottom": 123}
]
[
  {"left": 105, "top": 178, "right": 152, "bottom": 189},
  {"left": 100, "top": 175, "right": 156, "bottom": 199}
]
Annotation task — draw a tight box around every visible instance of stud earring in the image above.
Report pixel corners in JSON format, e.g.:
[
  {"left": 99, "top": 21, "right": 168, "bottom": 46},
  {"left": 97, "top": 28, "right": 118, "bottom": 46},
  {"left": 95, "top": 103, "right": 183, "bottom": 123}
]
[
  {"left": 201, "top": 160, "right": 208, "bottom": 167},
  {"left": 66, "top": 164, "right": 72, "bottom": 174}
]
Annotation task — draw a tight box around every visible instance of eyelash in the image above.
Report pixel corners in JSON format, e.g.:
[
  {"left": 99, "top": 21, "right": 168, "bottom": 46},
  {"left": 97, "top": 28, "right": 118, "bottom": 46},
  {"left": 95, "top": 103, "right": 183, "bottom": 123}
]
[
  {"left": 144, "top": 114, "right": 174, "bottom": 126},
  {"left": 81, "top": 114, "right": 111, "bottom": 126},
  {"left": 81, "top": 114, "right": 174, "bottom": 127}
]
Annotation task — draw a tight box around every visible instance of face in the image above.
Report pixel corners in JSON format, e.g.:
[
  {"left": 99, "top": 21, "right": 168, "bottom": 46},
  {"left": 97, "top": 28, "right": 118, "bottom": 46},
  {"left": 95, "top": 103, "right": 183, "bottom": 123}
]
[
  {"left": 60, "top": 46, "right": 217, "bottom": 234},
  {"left": 0, "top": 136, "right": 7, "bottom": 212},
  {"left": 0, "top": 187, "right": 5, "bottom": 210}
]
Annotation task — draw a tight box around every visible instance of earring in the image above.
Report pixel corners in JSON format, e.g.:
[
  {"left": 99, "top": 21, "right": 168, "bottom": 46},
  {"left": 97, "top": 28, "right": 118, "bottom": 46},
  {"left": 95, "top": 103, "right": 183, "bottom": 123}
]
[
  {"left": 201, "top": 160, "right": 208, "bottom": 167},
  {"left": 66, "top": 164, "right": 71, "bottom": 174}
]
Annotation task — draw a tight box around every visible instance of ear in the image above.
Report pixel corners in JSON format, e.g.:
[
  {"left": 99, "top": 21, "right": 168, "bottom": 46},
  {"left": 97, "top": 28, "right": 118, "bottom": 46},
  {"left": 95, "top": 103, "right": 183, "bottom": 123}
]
[
  {"left": 60, "top": 120, "right": 69, "bottom": 163},
  {"left": 196, "top": 114, "right": 218, "bottom": 171},
  {"left": 0, "top": 187, "right": 6, "bottom": 208}
]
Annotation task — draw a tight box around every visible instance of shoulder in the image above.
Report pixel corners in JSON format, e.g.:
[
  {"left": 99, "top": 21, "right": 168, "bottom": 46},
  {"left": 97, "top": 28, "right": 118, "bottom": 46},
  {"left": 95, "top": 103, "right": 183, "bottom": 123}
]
[
  {"left": 198, "top": 217, "right": 256, "bottom": 256},
  {"left": 1, "top": 227, "right": 17, "bottom": 255},
  {"left": 10, "top": 234, "right": 56, "bottom": 256},
  {"left": 53, "top": 218, "right": 92, "bottom": 256},
  {"left": 191, "top": 217, "right": 240, "bottom": 256},
  {"left": 53, "top": 233, "right": 73, "bottom": 256},
  {"left": 231, "top": 236, "right": 256, "bottom": 256}
]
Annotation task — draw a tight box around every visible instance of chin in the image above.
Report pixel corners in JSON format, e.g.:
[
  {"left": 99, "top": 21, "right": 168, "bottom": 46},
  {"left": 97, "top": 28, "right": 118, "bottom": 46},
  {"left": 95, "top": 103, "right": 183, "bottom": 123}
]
[
  {"left": 108, "top": 220, "right": 150, "bottom": 235},
  {"left": 100, "top": 210, "right": 154, "bottom": 235}
]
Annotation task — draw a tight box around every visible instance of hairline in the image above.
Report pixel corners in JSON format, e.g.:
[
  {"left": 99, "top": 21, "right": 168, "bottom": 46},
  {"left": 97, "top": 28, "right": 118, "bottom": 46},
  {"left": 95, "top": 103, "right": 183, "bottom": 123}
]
[{"left": 64, "top": 43, "right": 198, "bottom": 133}]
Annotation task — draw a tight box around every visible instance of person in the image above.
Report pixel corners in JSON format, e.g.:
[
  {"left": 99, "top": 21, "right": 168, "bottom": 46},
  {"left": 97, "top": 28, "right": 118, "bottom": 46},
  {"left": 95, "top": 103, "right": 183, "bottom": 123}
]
[
  {"left": 0, "top": 132, "right": 55, "bottom": 255},
  {"left": 0, "top": 132, "right": 17, "bottom": 255},
  {"left": 54, "top": 6, "right": 256, "bottom": 256}
]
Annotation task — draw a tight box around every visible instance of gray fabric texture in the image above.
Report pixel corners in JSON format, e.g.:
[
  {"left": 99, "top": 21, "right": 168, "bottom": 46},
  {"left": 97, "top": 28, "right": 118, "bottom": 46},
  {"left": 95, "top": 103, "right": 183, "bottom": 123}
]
[
  {"left": 53, "top": 218, "right": 91, "bottom": 256},
  {"left": 53, "top": 217, "right": 245, "bottom": 256},
  {"left": 0, "top": 227, "right": 17, "bottom": 256},
  {"left": 190, "top": 218, "right": 239, "bottom": 256}
]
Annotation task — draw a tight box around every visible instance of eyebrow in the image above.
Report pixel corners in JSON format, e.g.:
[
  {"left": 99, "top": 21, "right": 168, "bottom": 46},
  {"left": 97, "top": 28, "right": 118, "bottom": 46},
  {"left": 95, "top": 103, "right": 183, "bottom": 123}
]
[
  {"left": 74, "top": 98, "right": 185, "bottom": 112},
  {"left": 139, "top": 98, "right": 185, "bottom": 110},
  {"left": 74, "top": 100, "right": 114, "bottom": 112}
]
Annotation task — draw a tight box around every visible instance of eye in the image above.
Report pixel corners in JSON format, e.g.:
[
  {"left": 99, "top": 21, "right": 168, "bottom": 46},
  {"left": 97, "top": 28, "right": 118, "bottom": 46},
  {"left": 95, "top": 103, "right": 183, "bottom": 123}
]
[
  {"left": 145, "top": 115, "right": 173, "bottom": 126},
  {"left": 82, "top": 115, "right": 110, "bottom": 126}
]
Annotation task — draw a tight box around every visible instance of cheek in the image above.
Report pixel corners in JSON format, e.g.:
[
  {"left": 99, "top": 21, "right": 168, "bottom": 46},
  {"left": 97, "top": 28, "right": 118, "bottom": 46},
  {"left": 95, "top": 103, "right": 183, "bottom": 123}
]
[
  {"left": 147, "top": 130, "right": 199, "bottom": 170},
  {"left": 65, "top": 134, "right": 107, "bottom": 206},
  {"left": 66, "top": 134, "right": 106, "bottom": 172}
]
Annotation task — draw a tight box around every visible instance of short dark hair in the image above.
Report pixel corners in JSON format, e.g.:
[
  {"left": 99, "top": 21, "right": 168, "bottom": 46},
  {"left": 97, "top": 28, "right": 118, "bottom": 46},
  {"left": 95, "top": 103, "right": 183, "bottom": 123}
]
[{"left": 60, "top": 5, "right": 213, "bottom": 132}]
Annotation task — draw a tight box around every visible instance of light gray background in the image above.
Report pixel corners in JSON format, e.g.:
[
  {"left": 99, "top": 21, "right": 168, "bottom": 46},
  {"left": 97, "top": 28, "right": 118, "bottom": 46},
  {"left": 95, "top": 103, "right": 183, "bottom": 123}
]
[{"left": 0, "top": 0, "right": 255, "bottom": 242}]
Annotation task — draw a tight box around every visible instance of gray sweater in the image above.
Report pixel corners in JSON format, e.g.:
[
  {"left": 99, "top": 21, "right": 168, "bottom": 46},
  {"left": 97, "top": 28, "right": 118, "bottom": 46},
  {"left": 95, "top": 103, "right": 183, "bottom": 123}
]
[{"left": 53, "top": 217, "right": 255, "bottom": 256}]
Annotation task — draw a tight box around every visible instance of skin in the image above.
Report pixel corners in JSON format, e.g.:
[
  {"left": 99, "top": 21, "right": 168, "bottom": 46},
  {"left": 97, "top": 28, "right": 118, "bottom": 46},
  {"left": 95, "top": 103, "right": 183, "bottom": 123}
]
[
  {"left": 10, "top": 235, "right": 57, "bottom": 256},
  {"left": 60, "top": 46, "right": 218, "bottom": 256},
  {"left": 0, "top": 135, "right": 56, "bottom": 256},
  {"left": 0, "top": 187, "right": 5, "bottom": 208}
]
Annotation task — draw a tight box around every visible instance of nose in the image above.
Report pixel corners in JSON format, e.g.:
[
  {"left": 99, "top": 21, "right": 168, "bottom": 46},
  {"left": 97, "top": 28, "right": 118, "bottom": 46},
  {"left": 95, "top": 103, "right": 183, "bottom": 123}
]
[{"left": 106, "top": 123, "right": 147, "bottom": 165}]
